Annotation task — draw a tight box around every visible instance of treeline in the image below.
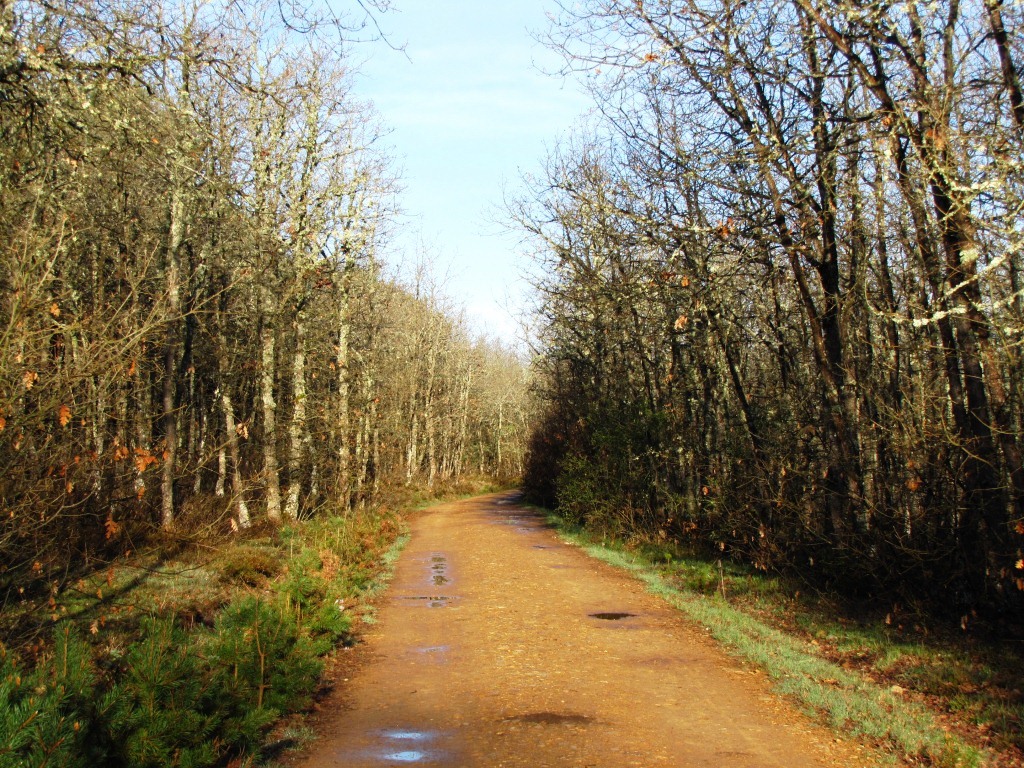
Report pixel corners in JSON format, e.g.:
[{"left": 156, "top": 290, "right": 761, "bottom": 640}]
[
  {"left": 518, "top": 0, "right": 1024, "bottom": 618},
  {"left": 0, "top": 0, "right": 530, "bottom": 579}
]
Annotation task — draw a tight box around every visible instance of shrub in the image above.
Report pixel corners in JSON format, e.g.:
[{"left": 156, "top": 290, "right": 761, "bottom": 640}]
[
  {"left": 209, "top": 596, "right": 322, "bottom": 718},
  {"left": 0, "top": 627, "right": 94, "bottom": 768},
  {"left": 217, "top": 547, "right": 283, "bottom": 587},
  {"left": 305, "top": 590, "right": 353, "bottom": 655},
  {"left": 95, "top": 617, "right": 219, "bottom": 768}
]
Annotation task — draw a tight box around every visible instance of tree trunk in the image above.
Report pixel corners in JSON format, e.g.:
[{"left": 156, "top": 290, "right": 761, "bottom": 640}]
[
  {"left": 160, "top": 184, "right": 185, "bottom": 529},
  {"left": 259, "top": 304, "right": 282, "bottom": 522},
  {"left": 284, "top": 311, "right": 307, "bottom": 520},
  {"left": 336, "top": 276, "right": 352, "bottom": 507},
  {"left": 220, "top": 386, "right": 250, "bottom": 528}
]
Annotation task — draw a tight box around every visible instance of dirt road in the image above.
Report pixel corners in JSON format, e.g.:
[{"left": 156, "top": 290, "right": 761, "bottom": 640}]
[{"left": 296, "top": 492, "right": 869, "bottom": 767}]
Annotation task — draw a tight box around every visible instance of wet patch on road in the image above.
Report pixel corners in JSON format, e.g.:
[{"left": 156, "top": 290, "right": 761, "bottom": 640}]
[
  {"left": 504, "top": 712, "right": 594, "bottom": 726},
  {"left": 398, "top": 595, "right": 457, "bottom": 608},
  {"left": 414, "top": 645, "right": 450, "bottom": 655},
  {"left": 429, "top": 554, "right": 449, "bottom": 587},
  {"left": 352, "top": 729, "right": 450, "bottom": 765}
]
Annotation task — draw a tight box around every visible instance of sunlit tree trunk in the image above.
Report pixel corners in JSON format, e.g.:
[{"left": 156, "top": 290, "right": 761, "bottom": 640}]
[
  {"left": 284, "top": 311, "right": 307, "bottom": 520},
  {"left": 259, "top": 291, "right": 283, "bottom": 522}
]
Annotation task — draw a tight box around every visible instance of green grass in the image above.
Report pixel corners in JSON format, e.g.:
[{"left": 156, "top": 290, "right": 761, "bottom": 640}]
[
  {"left": 355, "top": 530, "right": 410, "bottom": 627},
  {"left": 0, "top": 502, "right": 410, "bottom": 768},
  {"left": 548, "top": 514, "right": 996, "bottom": 767}
]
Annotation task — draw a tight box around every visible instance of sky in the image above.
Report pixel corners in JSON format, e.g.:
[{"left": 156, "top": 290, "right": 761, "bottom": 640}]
[{"left": 350, "top": 1, "right": 591, "bottom": 344}]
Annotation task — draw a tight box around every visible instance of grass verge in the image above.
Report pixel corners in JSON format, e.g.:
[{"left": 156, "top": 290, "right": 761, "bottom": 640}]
[
  {"left": 0, "top": 503, "right": 410, "bottom": 768},
  {"left": 547, "top": 513, "right": 1018, "bottom": 768}
]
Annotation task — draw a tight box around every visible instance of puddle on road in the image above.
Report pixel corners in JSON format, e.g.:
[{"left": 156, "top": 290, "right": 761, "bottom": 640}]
[
  {"left": 505, "top": 712, "right": 594, "bottom": 726},
  {"left": 427, "top": 554, "right": 450, "bottom": 588},
  {"left": 589, "top": 612, "right": 636, "bottom": 621},
  {"left": 383, "top": 730, "right": 430, "bottom": 741},
  {"left": 400, "top": 595, "right": 455, "bottom": 608},
  {"left": 373, "top": 729, "right": 446, "bottom": 764},
  {"left": 384, "top": 751, "right": 424, "bottom": 762},
  {"left": 414, "top": 645, "right": 450, "bottom": 655}
]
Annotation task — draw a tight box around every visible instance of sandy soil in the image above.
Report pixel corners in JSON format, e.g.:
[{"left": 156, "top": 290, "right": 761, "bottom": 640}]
[{"left": 294, "top": 491, "right": 874, "bottom": 767}]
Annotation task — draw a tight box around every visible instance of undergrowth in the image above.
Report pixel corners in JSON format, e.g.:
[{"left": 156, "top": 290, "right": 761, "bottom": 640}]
[
  {"left": 0, "top": 505, "right": 409, "bottom": 767},
  {"left": 402, "top": 475, "right": 512, "bottom": 511},
  {"left": 548, "top": 513, "right": 1021, "bottom": 768}
]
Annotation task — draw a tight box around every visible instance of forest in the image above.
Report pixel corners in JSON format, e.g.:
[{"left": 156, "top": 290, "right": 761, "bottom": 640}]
[
  {"left": 0, "top": 2, "right": 536, "bottom": 763},
  {"left": 3, "top": 0, "right": 1024, "bottom": 763},
  {"left": 0, "top": 0, "right": 531, "bottom": 575},
  {"left": 517, "top": 0, "right": 1024, "bottom": 622}
]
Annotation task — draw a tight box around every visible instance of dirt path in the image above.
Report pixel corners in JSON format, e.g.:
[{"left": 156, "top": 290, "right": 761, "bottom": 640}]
[{"left": 296, "top": 492, "right": 871, "bottom": 767}]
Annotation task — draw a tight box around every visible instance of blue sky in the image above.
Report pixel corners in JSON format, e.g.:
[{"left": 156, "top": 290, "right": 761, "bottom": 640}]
[{"left": 352, "top": 1, "right": 590, "bottom": 343}]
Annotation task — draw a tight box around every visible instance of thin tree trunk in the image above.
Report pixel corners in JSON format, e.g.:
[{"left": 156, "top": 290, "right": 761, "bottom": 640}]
[
  {"left": 220, "top": 386, "right": 250, "bottom": 528},
  {"left": 454, "top": 366, "right": 472, "bottom": 479},
  {"left": 259, "top": 306, "right": 282, "bottom": 522},
  {"left": 160, "top": 184, "right": 185, "bottom": 529},
  {"left": 284, "top": 311, "right": 307, "bottom": 520},
  {"left": 337, "top": 278, "right": 352, "bottom": 507}
]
